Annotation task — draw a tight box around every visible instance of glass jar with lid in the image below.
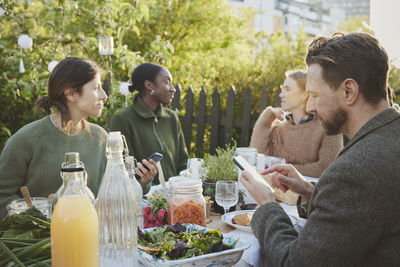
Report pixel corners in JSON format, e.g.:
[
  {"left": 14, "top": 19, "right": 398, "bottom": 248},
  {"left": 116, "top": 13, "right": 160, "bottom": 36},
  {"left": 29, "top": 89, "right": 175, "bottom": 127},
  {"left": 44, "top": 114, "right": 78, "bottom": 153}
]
[{"left": 167, "top": 176, "right": 206, "bottom": 227}]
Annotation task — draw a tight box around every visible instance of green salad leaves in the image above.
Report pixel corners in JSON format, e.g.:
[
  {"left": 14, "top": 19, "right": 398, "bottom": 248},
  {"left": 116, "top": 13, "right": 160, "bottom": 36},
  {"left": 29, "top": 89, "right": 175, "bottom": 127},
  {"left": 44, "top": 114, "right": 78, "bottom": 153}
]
[
  {"left": 0, "top": 207, "right": 51, "bottom": 267},
  {"left": 138, "top": 223, "right": 239, "bottom": 260}
]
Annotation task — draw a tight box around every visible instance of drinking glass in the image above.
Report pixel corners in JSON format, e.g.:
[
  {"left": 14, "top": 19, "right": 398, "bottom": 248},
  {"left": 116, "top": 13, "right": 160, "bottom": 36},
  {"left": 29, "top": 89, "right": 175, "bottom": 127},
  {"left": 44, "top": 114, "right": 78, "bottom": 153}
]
[
  {"left": 215, "top": 181, "right": 239, "bottom": 214},
  {"left": 187, "top": 158, "right": 204, "bottom": 179}
]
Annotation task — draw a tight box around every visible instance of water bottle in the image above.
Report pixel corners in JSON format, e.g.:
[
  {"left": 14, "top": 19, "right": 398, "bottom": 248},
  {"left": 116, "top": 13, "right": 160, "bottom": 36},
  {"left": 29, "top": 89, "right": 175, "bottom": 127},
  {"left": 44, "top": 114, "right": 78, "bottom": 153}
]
[
  {"left": 125, "top": 156, "right": 144, "bottom": 229},
  {"left": 96, "top": 131, "right": 137, "bottom": 267}
]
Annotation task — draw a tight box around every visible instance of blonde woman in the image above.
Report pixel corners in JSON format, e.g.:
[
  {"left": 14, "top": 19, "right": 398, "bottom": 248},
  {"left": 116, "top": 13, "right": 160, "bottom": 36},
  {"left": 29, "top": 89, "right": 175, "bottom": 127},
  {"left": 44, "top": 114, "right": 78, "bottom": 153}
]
[{"left": 250, "top": 70, "right": 342, "bottom": 177}]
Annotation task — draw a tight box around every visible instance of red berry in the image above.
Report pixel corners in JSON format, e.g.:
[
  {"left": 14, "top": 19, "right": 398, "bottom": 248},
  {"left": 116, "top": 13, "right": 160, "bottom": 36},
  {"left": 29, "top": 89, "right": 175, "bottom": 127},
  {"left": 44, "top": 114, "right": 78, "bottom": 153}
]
[
  {"left": 143, "top": 206, "right": 151, "bottom": 216},
  {"left": 143, "top": 222, "right": 150, "bottom": 229},
  {"left": 157, "top": 209, "right": 167, "bottom": 220},
  {"left": 147, "top": 222, "right": 155, "bottom": 228},
  {"left": 155, "top": 220, "right": 163, "bottom": 227},
  {"left": 148, "top": 212, "right": 155, "bottom": 222}
]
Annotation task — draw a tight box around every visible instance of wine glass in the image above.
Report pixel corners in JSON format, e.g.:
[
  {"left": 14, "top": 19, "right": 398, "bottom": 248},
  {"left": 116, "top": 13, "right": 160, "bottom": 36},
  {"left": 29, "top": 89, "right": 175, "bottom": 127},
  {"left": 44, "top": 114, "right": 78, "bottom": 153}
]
[{"left": 215, "top": 181, "right": 239, "bottom": 214}]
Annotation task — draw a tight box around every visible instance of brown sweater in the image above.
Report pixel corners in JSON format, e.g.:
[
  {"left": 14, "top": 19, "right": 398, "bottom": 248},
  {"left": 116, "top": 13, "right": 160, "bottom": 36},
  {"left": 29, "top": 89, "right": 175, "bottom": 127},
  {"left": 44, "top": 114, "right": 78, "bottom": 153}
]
[{"left": 250, "top": 107, "right": 342, "bottom": 177}]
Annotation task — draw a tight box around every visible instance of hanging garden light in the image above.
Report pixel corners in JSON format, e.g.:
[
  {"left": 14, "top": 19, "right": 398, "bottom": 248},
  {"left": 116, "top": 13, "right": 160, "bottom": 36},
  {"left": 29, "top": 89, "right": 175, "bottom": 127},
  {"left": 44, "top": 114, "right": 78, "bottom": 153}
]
[
  {"left": 98, "top": 36, "right": 114, "bottom": 56},
  {"left": 119, "top": 82, "right": 131, "bottom": 107},
  {"left": 18, "top": 34, "right": 33, "bottom": 73},
  {"left": 48, "top": 60, "right": 59, "bottom": 73},
  {"left": 0, "top": 7, "right": 6, "bottom": 17}
]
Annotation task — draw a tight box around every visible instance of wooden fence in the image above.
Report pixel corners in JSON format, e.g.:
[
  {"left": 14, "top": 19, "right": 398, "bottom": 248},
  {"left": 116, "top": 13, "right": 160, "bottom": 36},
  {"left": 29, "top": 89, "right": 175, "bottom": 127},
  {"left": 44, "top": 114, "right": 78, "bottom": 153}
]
[{"left": 170, "top": 84, "right": 280, "bottom": 156}]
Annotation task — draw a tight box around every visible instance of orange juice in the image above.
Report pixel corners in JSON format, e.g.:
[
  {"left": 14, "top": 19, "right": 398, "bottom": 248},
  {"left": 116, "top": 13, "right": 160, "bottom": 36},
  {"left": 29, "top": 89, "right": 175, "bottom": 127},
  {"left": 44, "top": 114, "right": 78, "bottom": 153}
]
[{"left": 51, "top": 194, "right": 99, "bottom": 267}]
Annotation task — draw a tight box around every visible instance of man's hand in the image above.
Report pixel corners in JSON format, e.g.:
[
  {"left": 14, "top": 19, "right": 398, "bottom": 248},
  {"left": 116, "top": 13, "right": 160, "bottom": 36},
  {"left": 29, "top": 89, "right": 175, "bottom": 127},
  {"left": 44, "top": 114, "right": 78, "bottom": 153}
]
[
  {"left": 137, "top": 159, "right": 158, "bottom": 184},
  {"left": 262, "top": 164, "right": 315, "bottom": 203},
  {"left": 240, "top": 170, "right": 275, "bottom": 206}
]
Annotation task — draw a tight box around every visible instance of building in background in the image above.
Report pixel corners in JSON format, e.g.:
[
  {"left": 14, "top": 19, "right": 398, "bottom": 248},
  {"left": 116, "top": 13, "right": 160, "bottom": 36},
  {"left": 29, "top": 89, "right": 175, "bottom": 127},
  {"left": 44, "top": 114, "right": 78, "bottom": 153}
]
[
  {"left": 308, "top": 0, "right": 370, "bottom": 20},
  {"left": 227, "top": 0, "right": 348, "bottom": 36}
]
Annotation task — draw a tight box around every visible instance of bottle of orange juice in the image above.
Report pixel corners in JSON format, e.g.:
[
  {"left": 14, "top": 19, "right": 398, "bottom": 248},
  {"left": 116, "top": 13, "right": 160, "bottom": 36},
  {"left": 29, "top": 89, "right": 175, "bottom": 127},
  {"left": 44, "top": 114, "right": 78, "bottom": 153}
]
[{"left": 51, "top": 160, "right": 99, "bottom": 267}]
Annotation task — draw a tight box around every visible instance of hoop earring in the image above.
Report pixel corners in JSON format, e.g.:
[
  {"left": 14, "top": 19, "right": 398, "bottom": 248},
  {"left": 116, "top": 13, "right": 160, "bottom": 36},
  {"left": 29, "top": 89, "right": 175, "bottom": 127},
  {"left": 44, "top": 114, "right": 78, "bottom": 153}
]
[{"left": 151, "top": 90, "right": 155, "bottom": 95}]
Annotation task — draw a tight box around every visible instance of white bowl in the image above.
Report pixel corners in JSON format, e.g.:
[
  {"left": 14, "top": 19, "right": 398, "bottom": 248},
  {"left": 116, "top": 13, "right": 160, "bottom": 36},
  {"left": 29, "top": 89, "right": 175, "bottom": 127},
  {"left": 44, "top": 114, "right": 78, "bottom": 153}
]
[{"left": 138, "top": 224, "right": 250, "bottom": 267}]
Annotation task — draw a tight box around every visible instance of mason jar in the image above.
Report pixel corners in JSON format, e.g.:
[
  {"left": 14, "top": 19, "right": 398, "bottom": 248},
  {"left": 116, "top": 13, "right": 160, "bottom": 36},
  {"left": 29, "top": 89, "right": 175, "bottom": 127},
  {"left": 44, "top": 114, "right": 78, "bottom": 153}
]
[{"left": 167, "top": 176, "right": 206, "bottom": 227}]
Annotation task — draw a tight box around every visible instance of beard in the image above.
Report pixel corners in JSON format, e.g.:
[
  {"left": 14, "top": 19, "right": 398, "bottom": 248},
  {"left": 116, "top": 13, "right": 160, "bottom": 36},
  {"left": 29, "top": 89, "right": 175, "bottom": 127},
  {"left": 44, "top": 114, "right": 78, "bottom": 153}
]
[{"left": 318, "top": 106, "right": 348, "bottom": 136}]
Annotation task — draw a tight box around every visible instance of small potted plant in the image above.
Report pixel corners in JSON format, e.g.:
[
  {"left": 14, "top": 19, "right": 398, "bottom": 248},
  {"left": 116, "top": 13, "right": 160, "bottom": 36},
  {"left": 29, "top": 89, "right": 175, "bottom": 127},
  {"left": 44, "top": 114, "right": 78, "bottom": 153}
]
[{"left": 202, "top": 143, "right": 239, "bottom": 213}]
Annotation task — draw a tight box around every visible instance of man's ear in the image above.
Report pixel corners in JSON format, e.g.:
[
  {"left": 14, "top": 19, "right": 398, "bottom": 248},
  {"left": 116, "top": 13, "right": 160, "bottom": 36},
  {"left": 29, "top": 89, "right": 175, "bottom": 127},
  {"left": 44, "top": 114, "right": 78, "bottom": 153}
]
[
  {"left": 64, "top": 88, "right": 76, "bottom": 102},
  {"left": 341, "top": 78, "right": 359, "bottom": 106}
]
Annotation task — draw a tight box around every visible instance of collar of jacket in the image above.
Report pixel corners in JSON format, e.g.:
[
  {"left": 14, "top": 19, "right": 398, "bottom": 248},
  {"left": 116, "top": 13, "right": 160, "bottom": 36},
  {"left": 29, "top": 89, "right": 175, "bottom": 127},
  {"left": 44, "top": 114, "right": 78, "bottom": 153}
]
[
  {"left": 339, "top": 108, "right": 400, "bottom": 156},
  {"left": 286, "top": 113, "right": 315, "bottom": 125},
  {"left": 131, "top": 93, "right": 171, "bottom": 119}
]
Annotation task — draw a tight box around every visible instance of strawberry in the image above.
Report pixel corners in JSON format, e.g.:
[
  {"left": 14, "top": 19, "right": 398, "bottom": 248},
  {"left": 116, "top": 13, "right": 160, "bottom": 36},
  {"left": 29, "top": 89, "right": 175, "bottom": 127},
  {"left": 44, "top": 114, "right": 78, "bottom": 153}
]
[
  {"left": 155, "top": 219, "right": 164, "bottom": 227},
  {"left": 147, "top": 212, "right": 155, "bottom": 222},
  {"left": 143, "top": 206, "right": 151, "bottom": 216},
  {"left": 157, "top": 209, "right": 167, "bottom": 220}
]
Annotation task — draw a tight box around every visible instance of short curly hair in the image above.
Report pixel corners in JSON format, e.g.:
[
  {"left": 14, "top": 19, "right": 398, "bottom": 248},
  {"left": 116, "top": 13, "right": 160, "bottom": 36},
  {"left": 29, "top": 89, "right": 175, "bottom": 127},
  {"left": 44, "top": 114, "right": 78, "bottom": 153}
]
[{"left": 306, "top": 32, "right": 389, "bottom": 105}]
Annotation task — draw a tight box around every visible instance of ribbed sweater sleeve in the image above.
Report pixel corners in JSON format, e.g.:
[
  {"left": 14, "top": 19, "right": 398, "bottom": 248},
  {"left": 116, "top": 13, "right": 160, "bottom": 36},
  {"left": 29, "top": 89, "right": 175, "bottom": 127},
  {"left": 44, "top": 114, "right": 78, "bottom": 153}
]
[
  {"left": 0, "top": 130, "right": 34, "bottom": 218},
  {"left": 294, "top": 133, "right": 343, "bottom": 177},
  {"left": 250, "top": 107, "right": 277, "bottom": 154}
]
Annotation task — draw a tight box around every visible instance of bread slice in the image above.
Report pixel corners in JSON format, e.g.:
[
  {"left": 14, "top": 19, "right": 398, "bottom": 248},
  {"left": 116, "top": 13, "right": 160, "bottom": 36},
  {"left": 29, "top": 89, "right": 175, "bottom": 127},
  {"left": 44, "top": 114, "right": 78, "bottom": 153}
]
[
  {"left": 262, "top": 174, "right": 299, "bottom": 205},
  {"left": 232, "top": 213, "right": 252, "bottom": 226}
]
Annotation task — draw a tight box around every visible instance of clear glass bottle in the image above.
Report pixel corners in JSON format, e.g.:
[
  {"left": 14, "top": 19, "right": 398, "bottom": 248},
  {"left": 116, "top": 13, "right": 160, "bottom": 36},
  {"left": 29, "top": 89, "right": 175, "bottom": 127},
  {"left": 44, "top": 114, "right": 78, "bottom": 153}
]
[
  {"left": 96, "top": 131, "right": 138, "bottom": 267},
  {"left": 51, "top": 163, "right": 99, "bottom": 267},
  {"left": 125, "top": 156, "right": 144, "bottom": 229},
  {"left": 51, "top": 152, "right": 95, "bottom": 214},
  {"left": 167, "top": 176, "right": 206, "bottom": 226}
]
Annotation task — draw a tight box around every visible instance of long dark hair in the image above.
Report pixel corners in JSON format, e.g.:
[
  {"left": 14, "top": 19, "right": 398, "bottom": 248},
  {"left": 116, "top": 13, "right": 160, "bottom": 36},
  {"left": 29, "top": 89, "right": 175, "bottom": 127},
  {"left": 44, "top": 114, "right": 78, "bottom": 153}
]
[
  {"left": 128, "top": 63, "right": 163, "bottom": 94},
  {"left": 34, "top": 57, "right": 100, "bottom": 127}
]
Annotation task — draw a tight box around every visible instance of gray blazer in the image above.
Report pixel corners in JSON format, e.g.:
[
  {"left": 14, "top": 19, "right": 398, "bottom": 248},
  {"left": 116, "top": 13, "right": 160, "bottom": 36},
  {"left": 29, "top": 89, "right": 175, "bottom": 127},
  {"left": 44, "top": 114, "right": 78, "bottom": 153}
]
[{"left": 251, "top": 108, "right": 400, "bottom": 267}]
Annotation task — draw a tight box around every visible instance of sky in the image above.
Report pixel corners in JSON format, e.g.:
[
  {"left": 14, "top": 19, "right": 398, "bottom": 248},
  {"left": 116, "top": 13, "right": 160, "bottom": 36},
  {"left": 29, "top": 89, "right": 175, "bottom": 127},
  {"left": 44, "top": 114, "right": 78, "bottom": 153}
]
[{"left": 370, "top": 0, "right": 400, "bottom": 67}]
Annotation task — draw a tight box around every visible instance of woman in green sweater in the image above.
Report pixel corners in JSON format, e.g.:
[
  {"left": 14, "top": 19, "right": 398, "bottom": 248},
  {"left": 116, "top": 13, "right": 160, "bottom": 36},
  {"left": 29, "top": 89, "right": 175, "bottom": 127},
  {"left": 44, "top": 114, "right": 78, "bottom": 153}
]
[
  {"left": 110, "top": 63, "right": 188, "bottom": 194},
  {"left": 0, "top": 57, "right": 157, "bottom": 219}
]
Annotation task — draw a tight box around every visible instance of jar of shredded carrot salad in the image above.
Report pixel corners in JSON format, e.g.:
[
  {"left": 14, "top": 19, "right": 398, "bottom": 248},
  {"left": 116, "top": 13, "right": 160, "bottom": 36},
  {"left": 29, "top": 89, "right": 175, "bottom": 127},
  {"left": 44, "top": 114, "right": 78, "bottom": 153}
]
[{"left": 167, "top": 176, "right": 206, "bottom": 227}]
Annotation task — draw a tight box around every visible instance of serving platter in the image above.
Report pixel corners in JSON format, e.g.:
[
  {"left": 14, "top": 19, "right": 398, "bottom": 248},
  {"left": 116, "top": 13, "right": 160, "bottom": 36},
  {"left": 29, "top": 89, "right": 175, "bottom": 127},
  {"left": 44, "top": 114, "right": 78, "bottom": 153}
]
[{"left": 138, "top": 224, "right": 250, "bottom": 267}]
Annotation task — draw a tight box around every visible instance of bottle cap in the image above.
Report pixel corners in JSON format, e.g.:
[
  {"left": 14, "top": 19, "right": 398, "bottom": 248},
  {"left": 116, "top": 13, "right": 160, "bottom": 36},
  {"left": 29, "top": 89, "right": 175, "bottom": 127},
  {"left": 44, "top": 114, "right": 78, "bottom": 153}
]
[{"left": 65, "top": 152, "right": 80, "bottom": 165}]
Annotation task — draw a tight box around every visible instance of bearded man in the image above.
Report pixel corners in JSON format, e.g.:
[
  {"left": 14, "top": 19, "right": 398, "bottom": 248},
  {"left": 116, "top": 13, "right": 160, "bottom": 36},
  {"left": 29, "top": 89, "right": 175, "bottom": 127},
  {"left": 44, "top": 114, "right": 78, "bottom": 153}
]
[{"left": 241, "top": 32, "right": 400, "bottom": 266}]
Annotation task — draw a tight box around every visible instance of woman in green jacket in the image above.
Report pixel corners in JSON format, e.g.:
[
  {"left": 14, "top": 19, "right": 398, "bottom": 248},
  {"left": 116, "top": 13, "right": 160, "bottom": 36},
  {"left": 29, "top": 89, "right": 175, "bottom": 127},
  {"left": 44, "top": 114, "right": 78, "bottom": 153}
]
[{"left": 110, "top": 63, "right": 189, "bottom": 194}]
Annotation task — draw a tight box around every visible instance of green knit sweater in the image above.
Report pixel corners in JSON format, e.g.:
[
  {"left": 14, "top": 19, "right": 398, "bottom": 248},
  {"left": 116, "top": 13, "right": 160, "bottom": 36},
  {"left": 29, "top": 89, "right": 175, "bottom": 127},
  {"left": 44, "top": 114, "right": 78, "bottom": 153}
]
[
  {"left": 0, "top": 116, "right": 107, "bottom": 219},
  {"left": 110, "top": 94, "right": 188, "bottom": 194}
]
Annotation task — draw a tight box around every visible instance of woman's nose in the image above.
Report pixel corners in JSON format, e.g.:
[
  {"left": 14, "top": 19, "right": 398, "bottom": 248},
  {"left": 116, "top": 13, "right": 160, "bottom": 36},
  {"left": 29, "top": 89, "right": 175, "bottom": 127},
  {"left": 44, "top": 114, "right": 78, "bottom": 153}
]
[{"left": 99, "top": 88, "right": 108, "bottom": 100}]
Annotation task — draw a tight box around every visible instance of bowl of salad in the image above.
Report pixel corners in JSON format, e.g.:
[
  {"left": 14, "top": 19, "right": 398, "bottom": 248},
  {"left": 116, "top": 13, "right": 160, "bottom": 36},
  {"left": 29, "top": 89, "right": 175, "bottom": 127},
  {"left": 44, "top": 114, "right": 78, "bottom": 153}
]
[{"left": 138, "top": 223, "right": 250, "bottom": 267}]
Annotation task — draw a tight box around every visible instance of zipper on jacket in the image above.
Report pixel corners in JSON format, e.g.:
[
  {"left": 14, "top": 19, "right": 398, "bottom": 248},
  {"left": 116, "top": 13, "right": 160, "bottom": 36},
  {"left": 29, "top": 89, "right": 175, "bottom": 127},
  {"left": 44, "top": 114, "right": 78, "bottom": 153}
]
[{"left": 153, "top": 117, "right": 164, "bottom": 151}]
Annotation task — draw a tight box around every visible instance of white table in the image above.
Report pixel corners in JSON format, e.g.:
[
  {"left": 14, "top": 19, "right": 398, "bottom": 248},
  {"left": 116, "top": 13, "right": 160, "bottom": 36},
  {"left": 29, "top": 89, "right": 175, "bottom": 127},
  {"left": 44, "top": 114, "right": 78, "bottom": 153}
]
[{"left": 215, "top": 203, "right": 305, "bottom": 267}]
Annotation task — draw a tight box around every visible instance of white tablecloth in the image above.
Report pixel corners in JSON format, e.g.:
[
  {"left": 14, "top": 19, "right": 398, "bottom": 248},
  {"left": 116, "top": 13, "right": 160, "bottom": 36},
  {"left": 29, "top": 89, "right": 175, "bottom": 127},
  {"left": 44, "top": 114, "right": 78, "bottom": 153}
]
[{"left": 233, "top": 203, "right": 306, "bottom": 267}]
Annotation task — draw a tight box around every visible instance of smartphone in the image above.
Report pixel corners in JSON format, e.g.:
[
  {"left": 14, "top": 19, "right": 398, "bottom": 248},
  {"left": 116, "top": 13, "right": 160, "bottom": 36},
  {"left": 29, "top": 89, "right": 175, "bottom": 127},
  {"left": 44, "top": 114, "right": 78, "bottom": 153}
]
[
  {"left": 233, "top": 155, "right": 275, "bottom": 193},
  {"left": 146, "top": 152, "right": 163, "bottom": 163},
  {"left": 140, "top": 152, "right": 163, "bottom": 171}
]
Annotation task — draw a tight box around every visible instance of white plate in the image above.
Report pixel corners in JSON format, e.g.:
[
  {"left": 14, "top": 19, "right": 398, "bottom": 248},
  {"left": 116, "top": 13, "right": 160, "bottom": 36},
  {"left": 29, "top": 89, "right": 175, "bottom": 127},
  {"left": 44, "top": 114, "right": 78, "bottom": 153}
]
[{"left": 221, "top": 210, "right": 300, "bottom": 232}]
